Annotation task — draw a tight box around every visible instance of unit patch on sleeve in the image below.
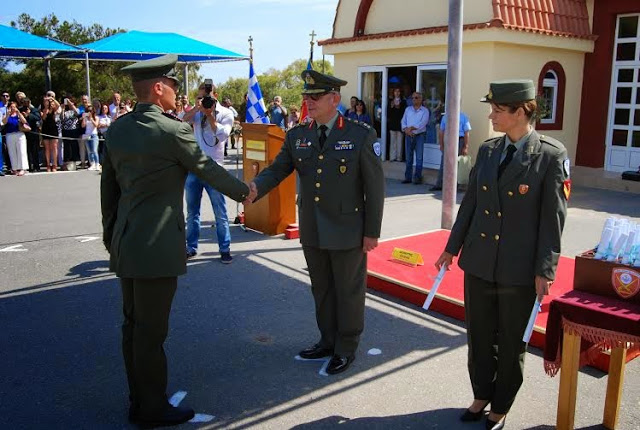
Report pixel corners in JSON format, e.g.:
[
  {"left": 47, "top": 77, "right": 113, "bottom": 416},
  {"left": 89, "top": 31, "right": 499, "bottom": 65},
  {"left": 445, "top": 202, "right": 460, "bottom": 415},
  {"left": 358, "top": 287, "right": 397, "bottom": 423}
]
[{"left": 373, "top": 141, "right": 381, "bottom": 157}]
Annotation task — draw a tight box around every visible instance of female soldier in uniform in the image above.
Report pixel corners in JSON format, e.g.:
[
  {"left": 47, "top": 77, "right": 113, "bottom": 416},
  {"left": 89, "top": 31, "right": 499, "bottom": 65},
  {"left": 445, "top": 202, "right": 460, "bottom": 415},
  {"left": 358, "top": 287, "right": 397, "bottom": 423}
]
[{"left": 435, "top": 80, "right": 569, "bottom": 430}]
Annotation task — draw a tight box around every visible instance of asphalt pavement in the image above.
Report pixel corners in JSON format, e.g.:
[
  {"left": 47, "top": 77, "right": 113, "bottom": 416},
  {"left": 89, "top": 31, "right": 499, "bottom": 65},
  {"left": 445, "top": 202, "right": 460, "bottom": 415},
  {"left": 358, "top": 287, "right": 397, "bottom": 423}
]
[{"left": 0, "top": 158, "right": 638, "bottom": 430}]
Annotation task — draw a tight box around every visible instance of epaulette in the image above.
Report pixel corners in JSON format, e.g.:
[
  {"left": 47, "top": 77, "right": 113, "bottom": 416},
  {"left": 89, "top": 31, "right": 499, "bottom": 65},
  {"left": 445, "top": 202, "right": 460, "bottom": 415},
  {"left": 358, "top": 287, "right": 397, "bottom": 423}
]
[
  {"left": 539, "top": 134, "right": 565, "bottom": 149},
  {"left": 482, "top": 136, "right": 502, "bottom": 149},
  {"left": 344, "top": 116, "right": 372, "bottom": 130},
  {"left": 162, "top": 112, "right": 183, "bottom": 122}
]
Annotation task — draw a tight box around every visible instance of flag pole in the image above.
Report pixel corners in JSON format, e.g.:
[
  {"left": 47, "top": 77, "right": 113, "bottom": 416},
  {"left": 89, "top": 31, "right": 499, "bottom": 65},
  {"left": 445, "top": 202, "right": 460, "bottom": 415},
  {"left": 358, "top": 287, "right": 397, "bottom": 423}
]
[{"left": 235, "top": 35, "right": 255, "bottom": 226}]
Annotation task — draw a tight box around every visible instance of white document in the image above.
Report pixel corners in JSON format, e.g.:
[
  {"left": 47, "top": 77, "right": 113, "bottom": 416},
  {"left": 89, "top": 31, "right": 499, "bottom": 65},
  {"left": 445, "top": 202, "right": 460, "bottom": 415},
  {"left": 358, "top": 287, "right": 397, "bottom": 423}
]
[
  {"left": 423, "top": 265, "right": 447, "bottom": 311},
  {"left": 522, "top": 298, "right": 542, "bottom": 343}
]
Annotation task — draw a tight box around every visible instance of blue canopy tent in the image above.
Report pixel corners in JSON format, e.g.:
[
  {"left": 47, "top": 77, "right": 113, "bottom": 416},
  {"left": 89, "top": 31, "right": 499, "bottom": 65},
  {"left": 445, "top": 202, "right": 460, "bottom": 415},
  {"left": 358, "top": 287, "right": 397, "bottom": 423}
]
[
  {"left": 0, "top": 24, "right": 84, "bottom": 90},
  {"left": 57, "top": 31, "right": 249, "bottom": 95}
]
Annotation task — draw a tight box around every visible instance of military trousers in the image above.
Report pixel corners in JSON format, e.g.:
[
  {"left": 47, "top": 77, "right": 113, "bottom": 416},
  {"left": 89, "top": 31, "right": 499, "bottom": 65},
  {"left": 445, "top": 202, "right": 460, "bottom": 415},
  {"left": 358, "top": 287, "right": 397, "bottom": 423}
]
[
  {"left": 120, "top": 277, "right": 177, "bottom": 416},
  {"left": 302, "top": 245, "right": 367, "bottom": 356},
  {"left": 463, "top": 273, "right": 536, "bottom": 414}
]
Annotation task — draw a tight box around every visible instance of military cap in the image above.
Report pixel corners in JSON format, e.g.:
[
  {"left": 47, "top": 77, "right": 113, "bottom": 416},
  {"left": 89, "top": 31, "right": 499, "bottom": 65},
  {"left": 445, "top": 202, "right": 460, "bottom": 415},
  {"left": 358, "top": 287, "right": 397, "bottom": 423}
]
[
  {"left": 121, "top": 54, "right": 181, "bottom": 86},
  {"left": 480, "top": 79, "right": 535, "bottom": 104},
  {"left": 301, "top": 69, "right": 347, "bottom": 95}
]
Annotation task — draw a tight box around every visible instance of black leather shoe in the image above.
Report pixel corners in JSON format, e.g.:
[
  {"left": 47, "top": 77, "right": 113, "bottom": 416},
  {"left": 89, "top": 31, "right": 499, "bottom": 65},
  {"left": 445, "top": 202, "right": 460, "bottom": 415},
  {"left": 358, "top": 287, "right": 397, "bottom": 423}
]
[
  {"left": 401, "top": 179, "right": 412, "bottom": 184},
  {"left": 326, "top": 354, "right": 355, "bottom": 375},
  {"left": 430, "top": 186, "right": 442, "bottom": 191},
  {"left": 133, "top": 405, "right": 195, "bottom": 428},
  {"left": 485, "top": 416, "right": 506, "bottom": 430},
  {"left": 460, "top": 400, "right": 489, "bottom": 422},
  {"left": 299, "top": 344, "right": 333, "bottom": 359}
]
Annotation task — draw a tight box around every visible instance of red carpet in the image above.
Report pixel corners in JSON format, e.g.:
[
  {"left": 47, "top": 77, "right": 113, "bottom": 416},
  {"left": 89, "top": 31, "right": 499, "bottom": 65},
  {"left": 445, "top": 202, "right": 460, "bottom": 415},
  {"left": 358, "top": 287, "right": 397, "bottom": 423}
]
[{"left": 366, "top": 230, "right": 635, "bottom": 372}]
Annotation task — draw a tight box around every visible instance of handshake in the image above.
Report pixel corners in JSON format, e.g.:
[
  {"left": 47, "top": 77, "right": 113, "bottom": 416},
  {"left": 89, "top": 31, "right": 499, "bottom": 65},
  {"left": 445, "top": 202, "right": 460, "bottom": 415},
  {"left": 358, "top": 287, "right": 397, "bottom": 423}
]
[{"left": 243, "top": 181, "right": 259, "bottom": 206}]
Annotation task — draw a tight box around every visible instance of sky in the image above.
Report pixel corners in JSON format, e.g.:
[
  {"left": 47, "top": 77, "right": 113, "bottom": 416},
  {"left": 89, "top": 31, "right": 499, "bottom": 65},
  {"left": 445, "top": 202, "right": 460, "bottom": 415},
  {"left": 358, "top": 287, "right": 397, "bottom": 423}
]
[{"left": 1, "top": 0, "right": 338, "bottom": 85}]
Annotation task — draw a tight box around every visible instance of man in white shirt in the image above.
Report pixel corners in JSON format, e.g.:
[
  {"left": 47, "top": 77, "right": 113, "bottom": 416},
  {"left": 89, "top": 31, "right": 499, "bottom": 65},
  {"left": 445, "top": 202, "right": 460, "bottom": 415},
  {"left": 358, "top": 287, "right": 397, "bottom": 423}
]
[
  {"left": 400, "top": 92, "right": 430, "bottom": 184},
  {"left": 109, "top": 91, "right": 121, "bottom": 120},
  {"left": 182, "top": 82, "right": 235, "bottom": 263}
]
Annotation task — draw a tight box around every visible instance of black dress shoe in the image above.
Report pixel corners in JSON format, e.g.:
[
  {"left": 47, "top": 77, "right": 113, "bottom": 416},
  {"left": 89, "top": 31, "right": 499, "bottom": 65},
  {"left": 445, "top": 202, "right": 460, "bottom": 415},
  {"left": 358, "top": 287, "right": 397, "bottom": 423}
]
[
  {"left": 299, "top": 344, "right": 333, "bottom": 359},
  {"left": 460, "top": 400, "right": 489, "bottom": 422},
  {"left": 401, "top": 179, "right": 412, "bottom": 184},
  {"left": 430, "top": 185, "right": 442, "bottom": 191},
  {"left": 326, "top": 354, "right": 355, "bottom": 375},
  {"left": 133, "top": 405, "right": 195, "bottom": 427},
  {"left": 485, "top": 416, "right": 506, "bottom": 430},
  {"left": 460, "top": 408, "right": 485, "bottom": 422}
]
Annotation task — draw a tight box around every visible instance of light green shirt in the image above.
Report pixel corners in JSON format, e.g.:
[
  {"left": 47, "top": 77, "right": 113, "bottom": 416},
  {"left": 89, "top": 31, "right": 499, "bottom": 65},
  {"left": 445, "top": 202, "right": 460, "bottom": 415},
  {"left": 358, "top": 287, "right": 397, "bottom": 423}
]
[
  {"left": 501, "top": 128, "right": 533, "bottom": 163},
  {"left": 316, "top": 112, "right": 339, "bottom": 138}
]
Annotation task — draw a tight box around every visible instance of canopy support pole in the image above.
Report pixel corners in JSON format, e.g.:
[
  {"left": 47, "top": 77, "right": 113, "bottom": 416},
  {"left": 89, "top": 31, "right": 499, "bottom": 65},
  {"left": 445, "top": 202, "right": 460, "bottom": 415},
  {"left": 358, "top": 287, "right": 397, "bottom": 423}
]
[
  {"left": 44, "top": 59, "right": 52, "bottom": 91},
  {"left": 184, "top": 63, "right": 189, "bottom": 97},
  {"left": 85, "top": 51, "right": 91, "bottom": 100}
]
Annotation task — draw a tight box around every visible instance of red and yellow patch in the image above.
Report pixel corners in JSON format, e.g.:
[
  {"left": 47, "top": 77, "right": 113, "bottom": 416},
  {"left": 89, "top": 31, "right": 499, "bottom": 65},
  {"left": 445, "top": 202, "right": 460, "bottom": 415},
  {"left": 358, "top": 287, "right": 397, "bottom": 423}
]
[
  {"left": 563, "top": 179, "right": 571, "bottom": 200},
  {"left": 519, "top": 184, "right": 529, "bottom": 195},
  {"left": 611, "top": 268, "right": 640, "bottom": 300}
]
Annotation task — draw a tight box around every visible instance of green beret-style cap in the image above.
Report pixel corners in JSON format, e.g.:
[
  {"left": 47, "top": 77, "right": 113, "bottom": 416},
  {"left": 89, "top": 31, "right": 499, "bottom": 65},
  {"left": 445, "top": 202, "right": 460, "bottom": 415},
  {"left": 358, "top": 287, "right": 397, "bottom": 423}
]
[
  {"left": 480, "top": 79, "right": 536, "bottom": 104},
  {"left": 121, "top": 54, "right": 181, "bottom": 86},
  {"left": 301, "top": 69, "right": 348, "bottom": 95}
]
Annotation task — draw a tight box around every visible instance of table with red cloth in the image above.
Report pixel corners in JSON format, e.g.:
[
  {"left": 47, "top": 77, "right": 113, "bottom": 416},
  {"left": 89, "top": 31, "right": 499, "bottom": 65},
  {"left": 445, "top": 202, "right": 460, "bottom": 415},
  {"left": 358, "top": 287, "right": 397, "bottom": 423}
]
[{"left": 543, "top": 290, "right": 640, "bottom": 430}]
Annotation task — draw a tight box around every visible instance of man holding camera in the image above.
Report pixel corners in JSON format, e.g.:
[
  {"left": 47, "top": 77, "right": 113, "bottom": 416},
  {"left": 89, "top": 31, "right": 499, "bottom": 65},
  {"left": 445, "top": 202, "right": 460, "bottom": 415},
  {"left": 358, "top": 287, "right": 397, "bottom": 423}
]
[
  {"left": 182, "top": 80, "right": 236, "bottom": 263},
  {"left": 268, "top": 95, "right": 288, "bottom": 130}
]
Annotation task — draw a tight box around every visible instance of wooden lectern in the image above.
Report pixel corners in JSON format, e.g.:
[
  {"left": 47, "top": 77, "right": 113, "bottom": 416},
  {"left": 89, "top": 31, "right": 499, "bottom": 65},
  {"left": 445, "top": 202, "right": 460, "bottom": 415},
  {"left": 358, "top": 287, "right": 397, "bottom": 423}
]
[{"left": 241, "top": 123, "right": 296, "bottom": 235}]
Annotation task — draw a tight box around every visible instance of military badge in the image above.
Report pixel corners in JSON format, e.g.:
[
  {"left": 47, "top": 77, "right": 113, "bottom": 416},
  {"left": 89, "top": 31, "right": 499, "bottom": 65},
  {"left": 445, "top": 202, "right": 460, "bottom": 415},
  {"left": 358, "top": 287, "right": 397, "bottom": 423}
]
[
  {"left": 563, "top": 158, "right": 570, "bottom": 177},
  {"left": 611, "top": 268, "right": 640, "bottom": 300},
  {"left": 518, "top": 184, "right": 529, "bottom": 195},
  {"left": 563, "top": 179, "right": 571, "bottom": 200},
  {"left": 340, "top": 165, "right": 347, "bottom": 174},
  {"left": 304, "top": 73, "right": 315, "bottom": 85},
  {"left": 487, "top": 89, "right": 493, "bottom": 100},
  {"left": 373, "top": 141, "right": 381, "bottom": 157}
]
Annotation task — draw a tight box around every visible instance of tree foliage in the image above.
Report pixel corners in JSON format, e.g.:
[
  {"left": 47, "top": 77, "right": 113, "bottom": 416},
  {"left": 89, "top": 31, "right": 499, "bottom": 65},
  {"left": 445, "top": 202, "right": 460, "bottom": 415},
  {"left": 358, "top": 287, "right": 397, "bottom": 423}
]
[
  {"left": 216, "top": 59, "right": 333, "bottom": 110},
  {"left": 0, "top": 13, "right": 201, "bottom": 105}
]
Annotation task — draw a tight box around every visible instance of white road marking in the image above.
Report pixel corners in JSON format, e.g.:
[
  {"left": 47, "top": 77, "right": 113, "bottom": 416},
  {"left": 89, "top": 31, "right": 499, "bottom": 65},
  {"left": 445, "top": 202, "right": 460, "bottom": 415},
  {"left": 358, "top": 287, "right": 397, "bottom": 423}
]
[
  {"left": 190, "top": 414, "right": 215, "bottom": 423},
  {"left": 0, "top": 244, "right": 27, "bottom": 252},
  {"left": 368, "top": 348, "right": 382, "bottom": 356},
  {"left": 169, "top": 391, "right": 216, "bottom": 423},
  {"left": 169, "top": 391, "right": 187, "bottom": 407},
  {"left": 75, "top": 236, "right": 99, "bottom": 243}
]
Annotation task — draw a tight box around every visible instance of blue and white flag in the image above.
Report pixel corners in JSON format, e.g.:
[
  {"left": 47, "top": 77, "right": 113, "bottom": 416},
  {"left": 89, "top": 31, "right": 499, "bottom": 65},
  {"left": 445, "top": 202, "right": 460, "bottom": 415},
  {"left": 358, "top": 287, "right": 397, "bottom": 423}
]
[{"left": 246, "top": 61, "right": 269, "bottom": 124}]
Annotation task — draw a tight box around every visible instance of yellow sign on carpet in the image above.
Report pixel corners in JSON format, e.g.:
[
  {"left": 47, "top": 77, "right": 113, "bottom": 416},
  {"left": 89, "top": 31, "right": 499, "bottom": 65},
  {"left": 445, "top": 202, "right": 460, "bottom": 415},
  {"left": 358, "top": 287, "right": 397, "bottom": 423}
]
[{"left": 391, "top": 247, "right": 424, "bottom": 266}]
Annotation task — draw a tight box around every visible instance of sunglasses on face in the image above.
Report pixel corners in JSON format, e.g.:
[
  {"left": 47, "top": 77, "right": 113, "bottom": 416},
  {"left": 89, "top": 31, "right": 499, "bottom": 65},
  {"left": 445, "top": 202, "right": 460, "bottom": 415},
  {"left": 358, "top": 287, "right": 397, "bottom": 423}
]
[{"left": 305, "top": 92, "right": 330, "bottom": 101}]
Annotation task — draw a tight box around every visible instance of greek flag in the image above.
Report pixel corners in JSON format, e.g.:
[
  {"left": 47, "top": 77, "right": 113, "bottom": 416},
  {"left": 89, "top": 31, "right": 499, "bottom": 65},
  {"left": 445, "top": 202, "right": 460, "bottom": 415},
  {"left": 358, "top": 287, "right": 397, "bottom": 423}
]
[{"left": 246, "top": 62, "right": 269, "bottom": 124}]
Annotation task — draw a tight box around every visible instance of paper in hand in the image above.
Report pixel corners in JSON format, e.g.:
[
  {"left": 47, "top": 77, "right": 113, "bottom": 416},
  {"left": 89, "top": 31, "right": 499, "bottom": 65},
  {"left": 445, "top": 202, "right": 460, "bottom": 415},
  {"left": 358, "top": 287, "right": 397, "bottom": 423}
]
[{"left": 423, "top": 265, "right": 447, "bottom": 310}]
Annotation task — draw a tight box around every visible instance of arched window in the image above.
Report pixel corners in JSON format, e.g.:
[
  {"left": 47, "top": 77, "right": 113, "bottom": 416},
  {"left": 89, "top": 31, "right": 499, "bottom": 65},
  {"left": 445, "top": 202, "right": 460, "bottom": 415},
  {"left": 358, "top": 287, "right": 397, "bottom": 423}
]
[{"left": 537, "top": 62, "right": 566, "bottom": 130}]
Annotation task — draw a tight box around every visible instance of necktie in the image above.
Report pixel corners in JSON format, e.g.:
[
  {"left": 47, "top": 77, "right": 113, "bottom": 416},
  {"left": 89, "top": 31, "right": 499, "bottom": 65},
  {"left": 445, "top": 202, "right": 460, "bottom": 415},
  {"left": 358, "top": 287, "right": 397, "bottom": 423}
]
[
  {"left": 318, "top": 125, "right": 327, "bottom": 149},
  {"left": 498, "top": 144, "right": 517, "bottom": 179}
]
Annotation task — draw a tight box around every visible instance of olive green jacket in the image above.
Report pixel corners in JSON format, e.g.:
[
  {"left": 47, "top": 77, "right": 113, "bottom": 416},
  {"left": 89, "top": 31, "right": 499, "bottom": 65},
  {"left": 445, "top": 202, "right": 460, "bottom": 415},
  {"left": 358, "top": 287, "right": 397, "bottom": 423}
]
[
  {"left": 254, "top": 115, "right": 385, "bottom": 250},
  {"left": 101, "top": 103, "right": 249, "bottom": 278},
  {"left": 445, "top": 131, "right": 569, "bottom": 285}
]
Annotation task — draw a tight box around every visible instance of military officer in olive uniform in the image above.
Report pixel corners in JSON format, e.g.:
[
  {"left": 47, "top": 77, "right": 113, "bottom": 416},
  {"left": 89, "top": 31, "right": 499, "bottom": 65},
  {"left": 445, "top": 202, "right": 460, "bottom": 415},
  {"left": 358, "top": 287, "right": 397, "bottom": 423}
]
[
  {"left": 435, "top": 80, "right": 569, "bottom": 430},
  {"left": 247, "top": 70, "right": 385, "bottom": 375},
  {"left": 101, "top": 55, "right": 251, "bottom": 427}
]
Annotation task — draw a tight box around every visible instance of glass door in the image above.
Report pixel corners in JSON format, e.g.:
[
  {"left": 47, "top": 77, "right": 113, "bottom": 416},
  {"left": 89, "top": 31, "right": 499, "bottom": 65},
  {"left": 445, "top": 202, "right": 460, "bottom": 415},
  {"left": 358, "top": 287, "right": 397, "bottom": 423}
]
[
  {"left": 605, "top": 14, "right": 640, "bottom": 172},
  {"left": 358, "top": 66, "right": 387, "bottom": 158},
  {"left": 417, "top": 65, "right": 447, "bottom": 169}
]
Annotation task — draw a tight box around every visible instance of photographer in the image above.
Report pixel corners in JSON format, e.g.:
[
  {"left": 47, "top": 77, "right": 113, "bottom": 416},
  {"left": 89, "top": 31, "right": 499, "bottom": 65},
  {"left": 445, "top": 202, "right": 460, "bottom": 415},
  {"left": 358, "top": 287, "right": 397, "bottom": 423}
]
[
  {"left": 182, "top": 80, "right": 236, "bottom": 263},
  {"left": 268, "top": 95, "right": 287, "bottom": 130},
  {"left": 61, "top": 96, "right": 83, "bottom": 169}
]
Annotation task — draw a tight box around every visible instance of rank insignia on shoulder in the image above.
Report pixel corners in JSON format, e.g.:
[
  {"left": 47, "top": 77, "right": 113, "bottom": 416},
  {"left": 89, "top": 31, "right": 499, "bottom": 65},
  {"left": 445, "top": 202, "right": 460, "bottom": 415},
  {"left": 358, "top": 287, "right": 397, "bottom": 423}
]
[
  {"left": 519, "top": 184, "right": 529, "bottom": 195},
  {"left": 162, "top": 112, "right": 183, "bottom": 122},
  {"left": 563, "top": 179, "right": 571, "bottom": 200},
  {"left": 373, "top": 141, "right": 381, "bottom": 157}
]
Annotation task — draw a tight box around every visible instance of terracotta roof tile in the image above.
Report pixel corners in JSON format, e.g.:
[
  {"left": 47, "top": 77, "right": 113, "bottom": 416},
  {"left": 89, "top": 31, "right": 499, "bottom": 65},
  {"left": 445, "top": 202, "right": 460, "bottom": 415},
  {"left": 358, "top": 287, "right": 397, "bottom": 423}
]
[{"left": 319, "top": 0, "right": 594, "bottom": 47}]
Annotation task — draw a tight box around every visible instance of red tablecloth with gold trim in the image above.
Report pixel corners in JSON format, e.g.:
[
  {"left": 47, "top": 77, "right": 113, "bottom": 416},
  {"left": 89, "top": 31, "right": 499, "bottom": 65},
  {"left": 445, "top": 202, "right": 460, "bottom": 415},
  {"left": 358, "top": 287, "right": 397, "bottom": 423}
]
[{"left": 543, "top": 290, "right": 640, "bottom": 376}]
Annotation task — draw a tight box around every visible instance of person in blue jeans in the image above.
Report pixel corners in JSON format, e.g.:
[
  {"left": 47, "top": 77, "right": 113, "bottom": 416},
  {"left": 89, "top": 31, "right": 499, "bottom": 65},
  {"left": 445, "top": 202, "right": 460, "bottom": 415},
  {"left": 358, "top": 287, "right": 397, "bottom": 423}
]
[
  {"left": 182, "top": 82, "right": 236, "bottom": 263},
  {"left": 400, "top": 92, "right": 430, "bottom": 184}
]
